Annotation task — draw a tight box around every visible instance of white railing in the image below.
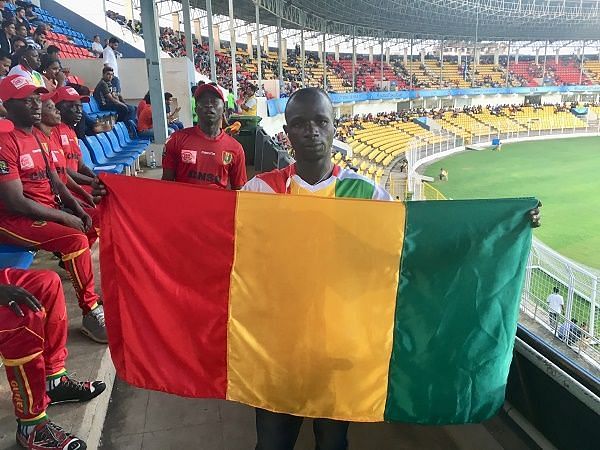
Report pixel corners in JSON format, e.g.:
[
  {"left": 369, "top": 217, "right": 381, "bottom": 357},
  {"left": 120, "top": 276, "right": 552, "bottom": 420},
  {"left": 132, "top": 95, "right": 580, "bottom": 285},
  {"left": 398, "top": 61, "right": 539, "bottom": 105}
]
[{"left": 406, "top": 125, "right": 600, "bottom": 368}]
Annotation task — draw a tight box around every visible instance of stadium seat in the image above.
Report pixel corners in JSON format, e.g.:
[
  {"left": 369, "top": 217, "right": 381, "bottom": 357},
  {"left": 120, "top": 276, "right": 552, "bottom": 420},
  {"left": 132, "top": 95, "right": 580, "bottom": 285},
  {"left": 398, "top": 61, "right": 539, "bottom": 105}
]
[
  {"left": 0, "top": 245, "right": 36, "bottom": 270},
  {"left": 95, "top": 133, "right": 139, "bottom": 163},
  {"left": 79, "top": 139, "right": 125, "bottom": 174},
  {"left": 105, "top": 130, "right": 146, "bottom": 156},
  {"left": 84, "top": 135, "right": 135, "bottom": 168},
  {"left": 114, "top": 122, "right": 150, "bottom": 147}
]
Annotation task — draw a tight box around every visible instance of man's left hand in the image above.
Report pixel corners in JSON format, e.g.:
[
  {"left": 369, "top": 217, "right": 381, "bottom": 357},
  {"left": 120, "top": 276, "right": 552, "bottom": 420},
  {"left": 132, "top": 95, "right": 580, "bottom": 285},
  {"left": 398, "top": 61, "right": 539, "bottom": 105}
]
[
  {"left": 529, "top": 201, "right": 542, "bottom": 228},
  {"left": 79, "top": 212, "right": 93, "bottom": 232}
]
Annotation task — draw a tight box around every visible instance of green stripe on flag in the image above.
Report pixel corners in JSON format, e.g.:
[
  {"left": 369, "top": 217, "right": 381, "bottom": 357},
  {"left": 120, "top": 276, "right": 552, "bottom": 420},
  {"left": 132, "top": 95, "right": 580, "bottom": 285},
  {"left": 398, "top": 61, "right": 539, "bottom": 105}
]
[
  {"left": 384, "top": 198, "right": 537, "bottom": 424},
  {"left": 335, "top": 177, "right": 375, "bottom": 199}
]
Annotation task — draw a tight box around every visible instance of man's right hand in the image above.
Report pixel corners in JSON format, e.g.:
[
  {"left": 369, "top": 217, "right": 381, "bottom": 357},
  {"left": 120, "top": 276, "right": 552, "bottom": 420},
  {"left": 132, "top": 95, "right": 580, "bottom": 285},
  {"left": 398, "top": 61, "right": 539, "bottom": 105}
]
[
  {"left": 0, "top": 285, "right": 42, "bottom": 317},
  {"left": 59, "top": 212, "right": 85, "bottom": 232}
]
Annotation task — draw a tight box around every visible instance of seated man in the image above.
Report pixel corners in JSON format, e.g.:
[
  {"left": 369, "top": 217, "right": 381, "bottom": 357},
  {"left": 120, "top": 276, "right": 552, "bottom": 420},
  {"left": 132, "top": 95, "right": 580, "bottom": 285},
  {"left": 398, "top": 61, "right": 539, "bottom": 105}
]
[
  {"left": 0, "top": 75, "right": 107, "bottom": 343},
  {"left": 0, "top": 268, "right": 106, "bottom": 450},
  {"left": 93, "top": 66, "right": 133, "bottom": 122}
]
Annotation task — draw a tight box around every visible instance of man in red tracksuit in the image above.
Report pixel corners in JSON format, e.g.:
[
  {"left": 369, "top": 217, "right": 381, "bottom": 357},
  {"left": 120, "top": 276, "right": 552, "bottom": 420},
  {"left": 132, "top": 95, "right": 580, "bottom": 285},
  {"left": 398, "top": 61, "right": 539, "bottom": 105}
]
[
  {"left": 0, "top": 267, "right": 106, "bottom": 450},
  {"left": 0, "top": 75, "right": 106, "bottom": 344}
]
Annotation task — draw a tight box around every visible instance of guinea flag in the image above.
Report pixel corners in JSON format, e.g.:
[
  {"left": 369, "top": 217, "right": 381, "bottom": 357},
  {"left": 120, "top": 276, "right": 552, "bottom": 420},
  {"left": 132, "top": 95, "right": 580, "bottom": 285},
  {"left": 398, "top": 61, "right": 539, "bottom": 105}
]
[{"left": 99, "top": 174, "right": 536, "bottom": 424}]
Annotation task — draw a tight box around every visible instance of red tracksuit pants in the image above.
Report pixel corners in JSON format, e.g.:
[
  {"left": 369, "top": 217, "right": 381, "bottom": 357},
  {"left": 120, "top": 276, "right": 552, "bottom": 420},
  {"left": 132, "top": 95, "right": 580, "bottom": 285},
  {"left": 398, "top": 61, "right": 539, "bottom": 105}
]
[
  {"left": 0, "top": 269, "right": 67, "bottom": 420},
  {"left": 0, "top": 215, "right": 100, "bottom": 314}
]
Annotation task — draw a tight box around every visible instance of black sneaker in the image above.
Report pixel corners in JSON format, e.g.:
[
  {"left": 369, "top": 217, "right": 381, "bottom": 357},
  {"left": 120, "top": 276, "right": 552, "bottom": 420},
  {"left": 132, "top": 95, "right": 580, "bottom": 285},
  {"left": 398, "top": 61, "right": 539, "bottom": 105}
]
[
  {"left": 47, "top": 375, "right": 106, "bottom": 405},
  {"left": 17, "top": 419, "right": 87, "bottom": 449}
]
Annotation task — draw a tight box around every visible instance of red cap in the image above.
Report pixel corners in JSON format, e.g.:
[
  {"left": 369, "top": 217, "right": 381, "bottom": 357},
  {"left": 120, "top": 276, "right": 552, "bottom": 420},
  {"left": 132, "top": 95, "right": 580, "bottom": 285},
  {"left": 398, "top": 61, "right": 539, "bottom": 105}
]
[
  {"left": 0, "top": 119, "right": 14, "bottom": 133},
  {"left": 193, "top": 83, "right": 225, "bottom": 102},
  {"left": 42, "top": 86, "right": 90, "bottom": 104},
  {"left": 0, "top": 75, "right": 49, "bottom": 102}
]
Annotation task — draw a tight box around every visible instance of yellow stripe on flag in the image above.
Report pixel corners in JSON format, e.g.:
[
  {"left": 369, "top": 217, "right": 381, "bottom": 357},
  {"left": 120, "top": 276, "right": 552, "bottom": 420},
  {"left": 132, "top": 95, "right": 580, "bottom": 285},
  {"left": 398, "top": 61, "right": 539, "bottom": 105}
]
[{"left": 227, "top": 192, "right": 406, "bottom": 421}]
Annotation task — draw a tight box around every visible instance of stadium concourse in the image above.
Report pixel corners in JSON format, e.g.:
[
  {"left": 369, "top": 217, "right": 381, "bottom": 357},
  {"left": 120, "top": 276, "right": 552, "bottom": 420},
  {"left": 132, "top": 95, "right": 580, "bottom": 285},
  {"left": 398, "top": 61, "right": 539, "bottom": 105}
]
[{"left": 0, "top": 0, "right": 598, "bottom": 449}]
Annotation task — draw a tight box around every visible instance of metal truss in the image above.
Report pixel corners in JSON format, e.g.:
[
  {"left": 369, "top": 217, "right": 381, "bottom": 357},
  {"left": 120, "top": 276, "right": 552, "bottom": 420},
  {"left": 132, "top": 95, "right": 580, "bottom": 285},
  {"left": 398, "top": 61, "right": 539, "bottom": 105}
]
[{"left": 186, "top": 0, "right": 600, "bottom": 41}]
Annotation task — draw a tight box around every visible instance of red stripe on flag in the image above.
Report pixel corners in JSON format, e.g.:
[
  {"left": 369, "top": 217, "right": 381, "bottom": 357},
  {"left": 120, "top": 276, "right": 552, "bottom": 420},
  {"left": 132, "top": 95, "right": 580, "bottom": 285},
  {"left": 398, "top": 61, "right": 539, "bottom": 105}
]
[{"left": 99, "top": 174, "right": 235, "bottom": 398}]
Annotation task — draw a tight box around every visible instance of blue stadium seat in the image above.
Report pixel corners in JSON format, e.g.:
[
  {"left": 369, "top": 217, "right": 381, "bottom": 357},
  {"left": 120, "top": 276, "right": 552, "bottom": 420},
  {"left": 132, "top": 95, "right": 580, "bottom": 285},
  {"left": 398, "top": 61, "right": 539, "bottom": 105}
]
[
  {"left": 0, "top": 245, "right": 36, "bottom": 270},
  {"left": 115, "top": 122, "right": 150, "bottom": 147},
  {"left": 84, "top": 136, "right": 134, "bottom": 168},
  {"left": 79, "top": 139, "right": 125, "bottom": 174},
  {"left": 105, "top": 130, "right": 145, "bottom": 156},
  {"left": 94, "top": 134, "right": 138, "bottom": 164}
]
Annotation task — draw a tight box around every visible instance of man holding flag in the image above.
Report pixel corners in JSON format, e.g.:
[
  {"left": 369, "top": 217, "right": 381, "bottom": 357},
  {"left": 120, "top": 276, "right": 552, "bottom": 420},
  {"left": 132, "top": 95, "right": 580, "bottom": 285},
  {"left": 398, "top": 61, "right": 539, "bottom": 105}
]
[{"left": 91, "top": 87, "right": 541, "bottom": 450}]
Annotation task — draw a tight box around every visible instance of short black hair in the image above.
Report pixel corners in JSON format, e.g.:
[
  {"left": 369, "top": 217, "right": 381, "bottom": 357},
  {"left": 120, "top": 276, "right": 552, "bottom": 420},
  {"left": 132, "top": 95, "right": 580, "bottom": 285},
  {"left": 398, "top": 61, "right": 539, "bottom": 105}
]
[
  {"left": 108, "top": 37, "right": 120, "bottom": 44},
  {"left": 40, "top": 53, "right": 59, "bottom": 72},
  {"left": 553, "top": 287, "right": 560, "bottom": 293},
  {"left": 164, "top": 92, "right": 173, "bottom": 101},
  {"left": 284, "top": 87, "right": 332, "bottom": 119},
  {"left": 2, "top": 20, "right": 14, "bottom": 30},
  {"left": 0, "top": 49, "right": 10, "bottom": 61},
  {"left": 16, "top": 7, "right": 25, "bottom": 13},
  {"left": 46, "top": 45, "right": 60, "bottom": 55},
  {"left": 15, "top": 23, "right": 27, "bottom": 31},
  {"left": 102, "top": 66, "right": 114, "bottom": 74}
]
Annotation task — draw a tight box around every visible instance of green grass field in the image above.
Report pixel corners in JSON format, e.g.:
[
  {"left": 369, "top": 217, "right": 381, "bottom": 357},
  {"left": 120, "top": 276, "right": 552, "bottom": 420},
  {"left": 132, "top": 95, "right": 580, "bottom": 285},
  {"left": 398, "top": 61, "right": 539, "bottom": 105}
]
[{"left": 424, "top": 137, "right": 600, "bottom": 270}]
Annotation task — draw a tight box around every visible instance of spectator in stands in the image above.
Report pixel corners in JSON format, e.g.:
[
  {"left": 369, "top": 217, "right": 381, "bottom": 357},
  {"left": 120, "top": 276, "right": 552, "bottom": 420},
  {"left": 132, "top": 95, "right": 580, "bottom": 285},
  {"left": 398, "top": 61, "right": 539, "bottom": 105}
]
[
  {"left": 46, "top": 44, "right": 60, "bottom": 59},
  {"left": 0, "top": 268, "right": 107, "bottom": 450},
  {"left": 31, "top": 27, "right": 47, "bottom": 51},
  {"left": 93, "top": 66, "right": 133, "bottom": 122},
  {"left": 14, "top": 22, "right": 31, "bottom": 46},
  {"left": 226, "top": 89, "right": 236, "bottom": 116},
  {"left": 0, "top": 48, "right": 10, "bottom": 78},
  {"left": 547, "top": 287, "right": 564, "bottom": 330},
  {"left": 53, "top": 86, "right": 97, "bottom": 189},
  {"left": 239, "top": 83, "right": 257, "bottom": 116},
  {"left": 0, "top": 1, "right": 14, "bottom": 21},
  {"left": 24, "top": 5, "right": 40, "bottom": 27},
  {"left": 164, "top": 91, "right": 183, "bottom": 131},
  {"left": 161, "top": 83, "right": 247, "bottom": 190},
  {"left": 14, "top": 7, "right": 30, "bottom": 34},
  {"left": 0, "top": 75, "right": 107, "bottom": 343},
  {"left": 8, "top": 47, "right": 44, "bottom": 87},
  {"left": 190, "top": 84, "right": 198, "bottom": 125},
  {"left": 102, "top": 36, "right": 121, "bottom": 93},
  {"left": 40, "top": 54, "right": 65, "bottom": 93},
  {"left": 91, "top": 34, "right": 103, "bottom": 57},
  {"left": 137, "top": 94, "right": 178, "bottom": 140},
  {"left": 0, "top": 20, "right": 15, "bottom": 54},
  {"left": 10, "top": 35, "right": 25, "bottom": 56}
]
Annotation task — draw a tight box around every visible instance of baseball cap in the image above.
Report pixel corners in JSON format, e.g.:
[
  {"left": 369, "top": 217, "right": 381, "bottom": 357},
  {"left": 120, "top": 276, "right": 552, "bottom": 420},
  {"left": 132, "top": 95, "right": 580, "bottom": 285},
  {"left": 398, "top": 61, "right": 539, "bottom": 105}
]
[
  {"left": 193, "top": 83, "right": 224, "bottom": 102},
  {"left": 0, "top": 75, "right": 48, "bottom": 102},
  {"left": 0, "top": 118, "right": 14, "bottom": 133},
  {"left": 42, "top": 86, "right": 90, "bottom": 103}
]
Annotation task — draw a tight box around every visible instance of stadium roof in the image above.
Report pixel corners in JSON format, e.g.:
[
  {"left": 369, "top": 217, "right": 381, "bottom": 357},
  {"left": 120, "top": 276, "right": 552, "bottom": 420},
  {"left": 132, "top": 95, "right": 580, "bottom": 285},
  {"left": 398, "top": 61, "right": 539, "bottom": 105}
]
[{"left": 188, "top": 0, "right": 600, "bottom": 41}]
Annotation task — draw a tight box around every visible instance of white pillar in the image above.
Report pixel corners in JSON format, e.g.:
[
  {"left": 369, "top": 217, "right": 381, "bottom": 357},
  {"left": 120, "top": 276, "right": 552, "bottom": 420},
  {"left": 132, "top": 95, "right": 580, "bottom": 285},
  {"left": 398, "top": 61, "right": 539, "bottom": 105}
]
[
  {"left": 385, "top": 48, "right": 390, "bottom": 64},
  {"left": 140, "top": 0, "right": 168, "bottom": 144},
  {"left": 420, "top": 50, "right": 425, "bottom": 64},
  {"left": 228, "top": 0, "right": 237, "bottom": 99},
  {"left": 172, "top": 12, "right": 180, "bottom": 32},
  {"left": 263, "top": 36, "right": 269, "bottom": 55},
  {"left": 255, "top": 2, "right": 262, "bottom": 88},
  {"left": 212, "top": 24, "right": 220, "bottom": 51},
  {"left": 322, "top": 33, "right": 327, "bottom": 91},
  {"left": 124, "top": 0, "right": 133, "bottom": 21},
  {"left": 515, "top": 49, "right": 519, "bottom": 63},
  {"left": 494, "top": 47, "right": 499, "bottom": 65},
  {"left": 282, "top": 38, "right": 287, "bottom": 57},
  {"left": 555, "top": 49, "right": 560, "bottom": 64},
  {"left": 535, "top": 48, "right": 540, "bottom": 64},
  {"left": 247, "top": 33, "right": 253, "bottom": 58},
  {"left": 182, "top": 0, "right": 194, "bottom": 64},
  {"left": 277, "top": 16, "right": 283, "bottom": 88},
  {"left": 403, "top": 47, "right": 408, "bottom": 65},
  {"left": 369, "top": 46, "right": 373, "bottom": 63},
  {"left": 193, "top": 18, "right": 201, "bottom": 40},
  {"left": 457, "top": 48, "right": 462, "bottom": 66},
  {"left": 206, "top": 0, "right": 217, "bottom": 81},
  {"left": 335, "top": 44, "right": 340, "bottom": 62}
]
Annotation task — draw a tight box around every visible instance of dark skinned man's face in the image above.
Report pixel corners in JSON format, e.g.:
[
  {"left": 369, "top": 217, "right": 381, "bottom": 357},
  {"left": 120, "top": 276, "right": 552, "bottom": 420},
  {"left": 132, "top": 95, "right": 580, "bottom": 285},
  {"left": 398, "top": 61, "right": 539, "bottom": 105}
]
[
  {"left": 24, "top": 50, "right": 41, "bottom": 71},
  {"left": 196, "top": 92, "right": 224, "bottom": 126},
  {"left": 283, "top": 93, "right": 335, "bottom": 162},
  {"left": 6, "top": 94, "right": 42, "bottom": 127},
  {"left": 58, "top": 100, "right": 83, "bottom": 127}
]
